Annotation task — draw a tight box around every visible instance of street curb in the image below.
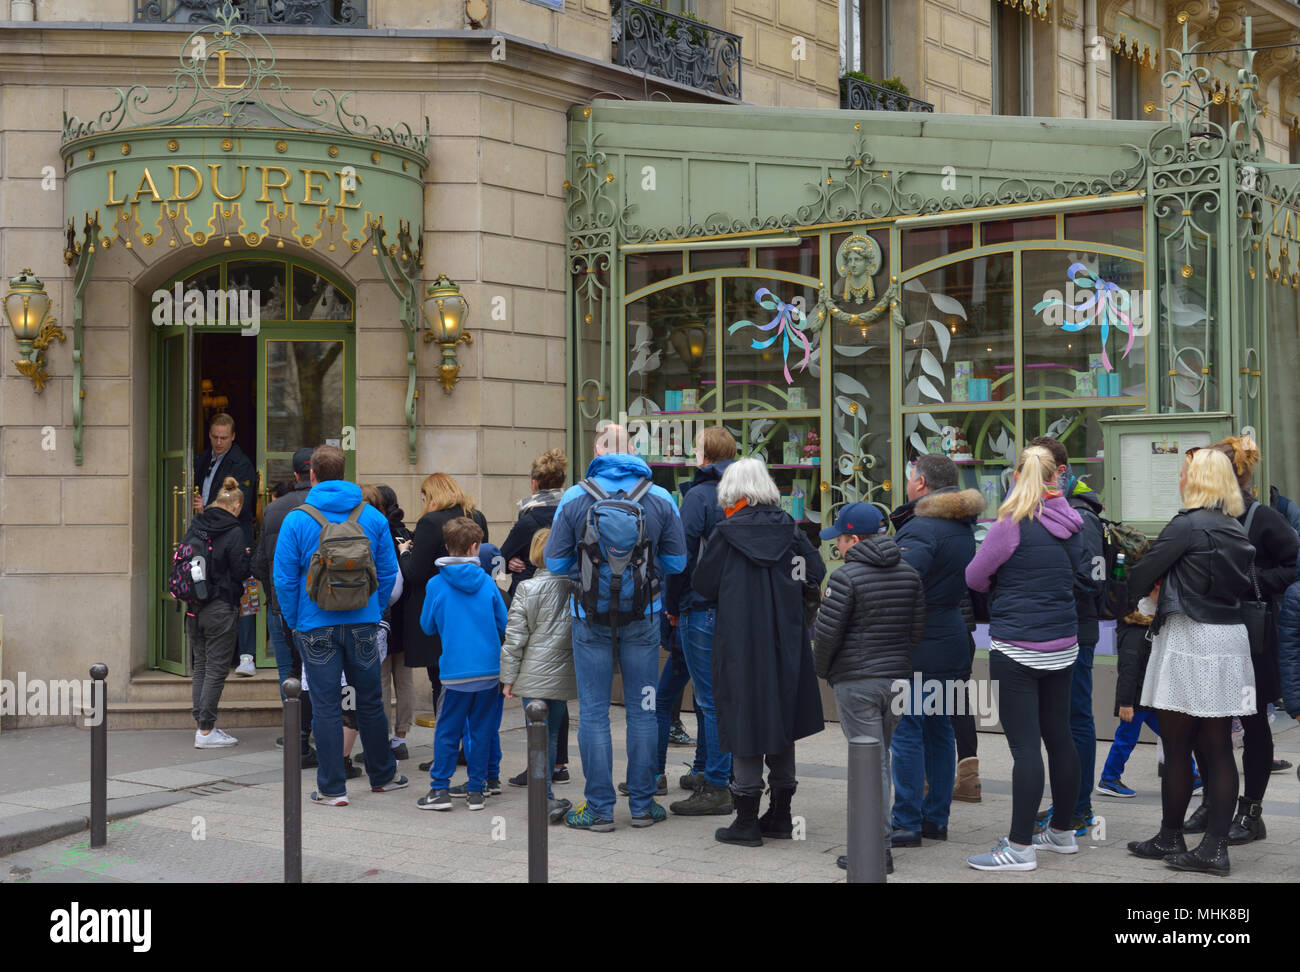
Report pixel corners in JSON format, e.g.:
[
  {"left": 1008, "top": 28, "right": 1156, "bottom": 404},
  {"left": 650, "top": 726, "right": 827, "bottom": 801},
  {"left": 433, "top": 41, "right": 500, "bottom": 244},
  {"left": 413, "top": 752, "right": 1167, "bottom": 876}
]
[{"left": 0, "top": 789, "right": 197, "bottom": 856}]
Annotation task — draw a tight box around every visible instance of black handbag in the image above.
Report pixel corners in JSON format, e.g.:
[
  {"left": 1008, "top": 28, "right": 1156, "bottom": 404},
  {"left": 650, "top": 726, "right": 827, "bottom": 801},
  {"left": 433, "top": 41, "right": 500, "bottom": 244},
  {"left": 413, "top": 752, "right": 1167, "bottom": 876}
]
[{"left": 1239, "top": 503, "right": 1268, "bottom": 657}]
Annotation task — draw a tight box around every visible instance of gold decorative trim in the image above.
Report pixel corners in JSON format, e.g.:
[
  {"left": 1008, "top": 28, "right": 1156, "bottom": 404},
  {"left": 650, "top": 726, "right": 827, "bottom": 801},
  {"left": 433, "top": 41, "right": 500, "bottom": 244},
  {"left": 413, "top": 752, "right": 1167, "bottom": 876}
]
[
  {"left": 275, "top": 139, "right": 288, "bottom": 153},
  {"left": 167, "top": 139, "right": 179, "bottom": 152},
  {"left": 120, "top": 143, "right": 130, "bottom": 155},
  {"left": 221, "top": 138, "right": 234, "bottom": 151},
  {"left": 328, "top": 145, "right": 339, "bottom": 158},
  {"left": 371, "top": 151, "right": 381, "bottom": 164}
]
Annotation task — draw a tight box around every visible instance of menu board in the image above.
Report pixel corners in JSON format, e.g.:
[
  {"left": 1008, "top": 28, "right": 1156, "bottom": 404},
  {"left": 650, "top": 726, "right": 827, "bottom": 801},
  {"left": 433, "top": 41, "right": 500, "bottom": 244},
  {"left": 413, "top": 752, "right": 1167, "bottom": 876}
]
[{"left": 1118, "top": 430, "right": 1212, "bottom": 522}]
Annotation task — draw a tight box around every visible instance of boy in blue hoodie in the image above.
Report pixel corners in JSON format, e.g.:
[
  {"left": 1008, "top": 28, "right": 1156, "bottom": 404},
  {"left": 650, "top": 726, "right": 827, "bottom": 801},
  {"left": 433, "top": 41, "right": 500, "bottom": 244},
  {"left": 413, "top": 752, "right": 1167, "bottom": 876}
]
[{"left": 416, "top": 517, "right": 508, "bottom": 811}]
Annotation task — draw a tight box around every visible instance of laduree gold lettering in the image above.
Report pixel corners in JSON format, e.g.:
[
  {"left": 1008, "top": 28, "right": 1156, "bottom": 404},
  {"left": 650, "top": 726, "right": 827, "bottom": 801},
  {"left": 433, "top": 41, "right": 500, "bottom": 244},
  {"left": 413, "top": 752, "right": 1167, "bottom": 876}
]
[
  {"left": 257, "top": 166, "right": 292, "bottom": 204},
  {"left": 106, "top": 169, "right": 126, "bottom": 206},
  {"left": 300, "top": 168, "right": 331, "bottom": 206},
  {"left": 132, "top": 168, "right": 162, "bottom": 203},
  {"left": 336, "top": 170, "right": 362, "bottom": 210},
  {"left": 208, "top": 163, "right": 249, "bottom": 201},
  {"left": 211, "top": 49, "right": 246, "bottom": 91},
  {"left": 168, "top": 164, "right": 202, "bottom": 202}
]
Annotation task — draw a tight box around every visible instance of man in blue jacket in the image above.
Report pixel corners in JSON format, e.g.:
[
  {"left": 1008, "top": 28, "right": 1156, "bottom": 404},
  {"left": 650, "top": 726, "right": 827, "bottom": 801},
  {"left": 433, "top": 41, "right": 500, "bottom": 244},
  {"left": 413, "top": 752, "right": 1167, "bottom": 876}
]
[
  {"left": 545, "top": 423, "right": 687, "bottom": 831},
  {"left": 888, "top": 454, "right": 984, "bottom": 845},
  {"left": 273, "top": 445, "right": 405, "bottom": 805},
  {"left": 663, "top": 425, "right": 736, "bottom": 815}
]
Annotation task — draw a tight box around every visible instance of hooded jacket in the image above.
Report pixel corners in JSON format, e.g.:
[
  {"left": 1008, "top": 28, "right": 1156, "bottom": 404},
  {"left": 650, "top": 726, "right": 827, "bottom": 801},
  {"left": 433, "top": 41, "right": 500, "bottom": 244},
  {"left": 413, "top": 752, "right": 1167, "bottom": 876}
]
[
  {"left": 420, "top": 556, "right": 509, "bottom": 682},
  {"left": 187, "top": 506, "right": 250, "bottom": 606},
  {"left": 965, "top": 496, "right": 1086, "bottom": 646},
  {"left": 1066, "top": 482, "right": 1106, "bottom": 646},
  {"left": 691, "top": 504, "right": 826, "bottom": 756},
  {"left": 399, "top": 505, "right": 489, "bottom": 669},
  {"left": 500, "top": 490, "right": 563, "bottom": 602},
  {"left": 814, "top": 534, "right": 926, "bottom": 684},
  {"left": 1279, "top": 561, "right": 1300, "bottom": 718},
  {"left": 545, "top": 452, "right": 687, "bottom": 618},
  {"left": 664, "top": 458, "right": 735, "bottom": 616},
  {"left": 250, "top": 478, "right": 311, "bottom": 615},
  {"left": 892, "top": 487, "right": 983, "bottom": 676},
  {"left": 272, "top": 480, "right": 398, "bottom": 633},
  {"left": 499, "top": 568, "right": 576, "bottom": 700}
]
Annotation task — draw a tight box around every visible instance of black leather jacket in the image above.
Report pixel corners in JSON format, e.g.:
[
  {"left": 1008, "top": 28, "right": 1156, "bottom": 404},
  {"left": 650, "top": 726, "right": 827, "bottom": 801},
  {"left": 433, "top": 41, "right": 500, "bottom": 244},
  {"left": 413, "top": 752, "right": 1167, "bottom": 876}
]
[{"left": 1129, "top": 506, "right": 1255, "bottom": 633}]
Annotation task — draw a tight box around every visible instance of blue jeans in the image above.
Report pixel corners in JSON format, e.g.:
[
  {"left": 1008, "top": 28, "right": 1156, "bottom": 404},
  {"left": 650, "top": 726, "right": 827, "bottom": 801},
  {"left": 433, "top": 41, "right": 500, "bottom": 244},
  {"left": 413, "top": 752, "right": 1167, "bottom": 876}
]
[
  {"left": 890, "top": 677, "right": 956, "bottom": 831},
  {"left": 431, "top": 686, "right": 499, "bottom": 792},
  {"left": 296, "top": 622, "right": 396, "bottom": 798},
  {"left": 572, "top": 613, "right": 660, "bottom": 820},
  {"left": 656, "top": 620, "right": 704, "bottom": 776},
  {"left": 463, "top": 687, "right": 504, "bottom": 779},
  {"left": 682, "top": 608, "right": 731, "bottom": 787},
  {"left": 270, "top": 609, "right": 312, "bottom": 752},
  {"left": 1099, "top": 711, "right": 1201, "bottom": 782},
  {"left": 1070, "top": 643, "right": 1096, "bottom": 817},
  {"left": 523, "top": 697, "right": 567, "bottom": 799}
]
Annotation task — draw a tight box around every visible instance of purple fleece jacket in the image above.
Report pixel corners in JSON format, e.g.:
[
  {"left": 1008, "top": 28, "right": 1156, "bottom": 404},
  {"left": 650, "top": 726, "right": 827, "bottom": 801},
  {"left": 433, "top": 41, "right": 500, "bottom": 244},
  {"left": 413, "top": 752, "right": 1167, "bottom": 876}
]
[{"left": 965, "top": 495, "right": 1083, "bottom": 651}]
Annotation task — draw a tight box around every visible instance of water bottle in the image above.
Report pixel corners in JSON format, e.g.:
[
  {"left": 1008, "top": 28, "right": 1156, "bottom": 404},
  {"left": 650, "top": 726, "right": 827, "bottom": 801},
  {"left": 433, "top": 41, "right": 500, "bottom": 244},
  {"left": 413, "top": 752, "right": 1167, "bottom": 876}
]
[{"left": 1112, "top": 552, "right": 1127, "bottom": 581}]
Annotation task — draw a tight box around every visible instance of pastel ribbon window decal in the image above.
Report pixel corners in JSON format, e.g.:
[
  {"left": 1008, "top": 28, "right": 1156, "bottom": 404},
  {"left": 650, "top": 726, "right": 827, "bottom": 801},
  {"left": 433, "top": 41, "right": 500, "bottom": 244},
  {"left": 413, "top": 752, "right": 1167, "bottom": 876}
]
[
  {"left": 728, "top": 287, "right": 811, "bottom": 385},
  {"left": 1031, "top": 262, "right": 1136, "bottom": 372}
]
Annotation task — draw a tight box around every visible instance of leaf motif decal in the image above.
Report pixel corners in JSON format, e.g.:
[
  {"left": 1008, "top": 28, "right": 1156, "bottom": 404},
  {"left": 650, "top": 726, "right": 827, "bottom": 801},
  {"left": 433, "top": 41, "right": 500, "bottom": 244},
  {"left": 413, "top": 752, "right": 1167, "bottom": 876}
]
[
  {"left": 833, "top": 372, "right": 870, "bottom": 399},
  {"left": 903, "top": 376, "right": 920, "bottom": 405},
  {"left": 920, "top": 348, "right": 944, "bottom": 382},
  {"left": 903, "top": 350, "right": 918, "bottom": 373},
  {"left": 903, "top": 322, "right": 925, "bottom": 340},
  {"left": 904, "top": 278, "right": 927, "bottom": 294},
  {"left": 917, "top": 375, "right": 945, "bottom": 402},
  {"left": 834, "top": 394, "right": 859, "bottom": 418},
  {"left": 837, "top": 432, "right": 857, "bottom": 456},
  {"left": 918, "top": 411, "right": 943, "bottom": 434},
  {"left": 909, "top": 431, "right": 929, "bottom": 455},
  {"left": 929, "top": 291, "right": 967, "bottom": 319},
  {"left": 903, "top": 413, "right": 918, "bottom": 437},
  {"left": 833, "top": 344, "right": 873, "bottom": 357},
  {"left": 929, "top": 319, "right": 951, "bottom": 358}
]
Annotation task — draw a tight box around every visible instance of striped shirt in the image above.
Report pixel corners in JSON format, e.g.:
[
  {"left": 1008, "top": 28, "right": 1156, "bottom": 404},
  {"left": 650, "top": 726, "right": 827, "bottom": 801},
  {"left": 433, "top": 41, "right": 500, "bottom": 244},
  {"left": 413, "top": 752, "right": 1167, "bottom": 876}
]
[{"left": 989, "top": 639, "right": 1079, "bottom": 671}]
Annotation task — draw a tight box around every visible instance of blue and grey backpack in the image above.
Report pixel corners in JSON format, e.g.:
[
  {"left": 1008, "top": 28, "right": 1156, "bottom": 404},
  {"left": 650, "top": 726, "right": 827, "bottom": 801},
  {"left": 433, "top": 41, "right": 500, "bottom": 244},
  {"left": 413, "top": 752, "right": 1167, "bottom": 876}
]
[{"left": 574, "top": 477, "right": 657, "bottom": 642}]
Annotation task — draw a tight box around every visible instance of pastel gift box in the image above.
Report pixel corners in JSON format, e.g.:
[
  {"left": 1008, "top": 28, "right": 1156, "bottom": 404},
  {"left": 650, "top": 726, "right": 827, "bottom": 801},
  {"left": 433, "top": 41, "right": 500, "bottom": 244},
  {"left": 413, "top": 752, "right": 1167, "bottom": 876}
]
[
  {"left": 782, "top": 437, "right": 802, "bottom": 465},
  {"left": 1088, "top": 353, "right": 1106, "bottom": 374},
  {"left": 967, "top": 378, "right": 991, "bottom": 401},
  {"left": 953, "top": 360, "right": 973, "bottom": 379},
  {"left": 791, "top": 490, "right": 805, "bottom": 520},
  {"left": 680, "top": 388, "right": 698, "bottom": 411},
  {"left": 787, "top": 387, "right": 807, "bottom": 410},
  {"left": 951, "top": 377, "right": 970, "bottom": 402},
  {"left": 1099, "top": 372, "right": 1122, "bottom": 396},
  {"left": 664, "top": 389, "right": 681, "bottom": 412},
  {"left": 780, "top": 495, "right": 796, "bottom": 516},
  {"left": 1073, "top": 370, "right": 1096, "bottom": 397}
]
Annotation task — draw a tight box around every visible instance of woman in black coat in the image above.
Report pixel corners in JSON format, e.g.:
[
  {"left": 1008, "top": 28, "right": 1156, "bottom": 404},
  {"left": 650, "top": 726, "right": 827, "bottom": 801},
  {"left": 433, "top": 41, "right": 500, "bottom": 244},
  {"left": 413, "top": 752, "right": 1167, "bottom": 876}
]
[
  {"left": 400, "top": 473, "right": 489, "bottom": 704},
  {"left": 500, "top": 449, "right": 568, "bottom": 604},
  {"left": 691, "top": 457, "right": 826, "bottom": 847}
]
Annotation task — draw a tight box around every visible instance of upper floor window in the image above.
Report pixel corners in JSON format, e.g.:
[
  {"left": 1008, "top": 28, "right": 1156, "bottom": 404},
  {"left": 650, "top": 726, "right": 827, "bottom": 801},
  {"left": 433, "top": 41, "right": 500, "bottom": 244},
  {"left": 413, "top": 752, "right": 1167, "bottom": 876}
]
[
  {"left": 992, "top": 0, "right": 1032, "bottom": 115},
  {"left": 1112, "top": 53, "right": 1141, "bottom": 120},
  {"left": 1289, "top": 123, "right": 1299, "bottom": 165},
  {"left": 135, "top": 1, "right": 367, "bottom": 27},
  {"left": 840, "top": 0, "right": 891, "bottom": 79}
]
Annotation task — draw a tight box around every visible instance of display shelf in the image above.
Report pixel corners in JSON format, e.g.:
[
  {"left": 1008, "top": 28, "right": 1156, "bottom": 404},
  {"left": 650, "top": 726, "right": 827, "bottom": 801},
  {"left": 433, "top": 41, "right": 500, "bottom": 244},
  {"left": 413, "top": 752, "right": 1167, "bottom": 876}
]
[
  {"left": 770, "top": 462, "right": 819, "bottom": 469},
  {"left": 953, "top": 458, "right": 1008, "bottom": 465}
]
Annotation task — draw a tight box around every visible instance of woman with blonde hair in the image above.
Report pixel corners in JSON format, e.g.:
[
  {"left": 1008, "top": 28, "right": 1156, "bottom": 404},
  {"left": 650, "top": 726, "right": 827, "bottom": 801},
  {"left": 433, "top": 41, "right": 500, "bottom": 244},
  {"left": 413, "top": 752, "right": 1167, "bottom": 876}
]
[
  {"left": 401, "top": 473, "right": 490, "bottom": 711},
  {"left": 964, "top": 445, "right": 1087, "bottom": 871},
  {"left": 1178, "top": 436, "right": 1295, "bottom": 846},
  {"left": 1126, "top": 447, "right": 1256, "bottom": 874},
  {"left": 186, "top": 476, "right": 252, "bottom": 748}
]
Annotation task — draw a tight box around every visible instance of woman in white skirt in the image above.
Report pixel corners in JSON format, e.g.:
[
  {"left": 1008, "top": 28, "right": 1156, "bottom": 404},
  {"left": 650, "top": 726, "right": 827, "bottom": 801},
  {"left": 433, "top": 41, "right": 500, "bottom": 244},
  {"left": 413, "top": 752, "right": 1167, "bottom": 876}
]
[{"left": 1126, "top": 448, "right": 1256, "bottom": 875}]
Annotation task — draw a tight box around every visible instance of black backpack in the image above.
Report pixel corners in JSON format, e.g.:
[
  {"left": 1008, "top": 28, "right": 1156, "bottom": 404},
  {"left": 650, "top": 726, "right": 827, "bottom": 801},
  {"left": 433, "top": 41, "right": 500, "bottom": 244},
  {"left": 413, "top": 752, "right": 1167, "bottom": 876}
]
[
  {"left": 573, "top": 477, "right": 657, "bottom": 644},
  {"left": 1098, "top": 516, "right": 1152, "bottom": 620},
  {"left": 168, "top": 523, "right": 215, "bottom": 617}
]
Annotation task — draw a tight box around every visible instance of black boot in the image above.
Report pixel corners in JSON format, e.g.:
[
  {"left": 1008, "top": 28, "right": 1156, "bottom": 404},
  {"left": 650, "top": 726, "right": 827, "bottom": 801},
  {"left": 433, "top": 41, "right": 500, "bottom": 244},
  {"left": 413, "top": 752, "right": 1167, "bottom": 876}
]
[
  {"left": 1165, "top": 834, "right": 1230, "bottom": 876},
  {"left": 836, "top": 850, "right": 894, "bottom": 875},
  {"left": 1182, "top": 800, "right": 1209, "bottom": 833},
  {"left": 1226, "top": 796, "right": 1266, "bottom": 845},
  {"left": 715, "top": 792, "right": 763, "bottom": 847},
  {"left": 758, "top": 784, "right": 796, "bottom": 839},
  {"left": 1128, "top": 827, "right": 1186, "bottom": 859}
]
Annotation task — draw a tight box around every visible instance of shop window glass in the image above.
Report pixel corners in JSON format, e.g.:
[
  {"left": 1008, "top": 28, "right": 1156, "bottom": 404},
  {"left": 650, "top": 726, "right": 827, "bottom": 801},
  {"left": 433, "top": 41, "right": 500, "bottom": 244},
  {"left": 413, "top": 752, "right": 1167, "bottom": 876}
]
[
  {"left": 980, "top": 215, "right": 1055, "bottom": 246},
  {"left": 1020, "top": 250, "right": 1146, "bottom": 401},
  {"left": 182, "top": 264, "right": 221, "bottom": 295},
  {"left": 901, "top": 223, "right": 973, "bottom": 268},
  {"left": 1155, "top": 203, "right": 1218, "bottom": 412},
  {"left": 1265, "top": 280, "right": 1300, "bottom": 498},
  {"left": 626, "top": 251, "right": 683, "bottom": 295},
  {"left": 720, "top": 276, "right": 820, "bottom": 412},
  {"left": 900, "top": 252, "right": 1016, "bottom": 407},
  {"left": 1065, "top": 207, "right": 1142, "bottom": 251},
  {"left": 901, "top": 408, "right": 1016, "bottom": 530},
  {"left": 756, "top": 236, "right": 820, "bottom": 276},
  {"left": 228, "top": 260, "right": 289, "bottom": 322},
  {"left": 625, "top": 279, "right": 716, "bottom": 418},
  {"left": 1024, "top": 404, "right": 1144, "bottom": 514},
  {"left": 691, "top": 248, "right": 751, "bottom": 272},
  {"left": 291, "top": 267, "right": 352, "bottom": 320}
]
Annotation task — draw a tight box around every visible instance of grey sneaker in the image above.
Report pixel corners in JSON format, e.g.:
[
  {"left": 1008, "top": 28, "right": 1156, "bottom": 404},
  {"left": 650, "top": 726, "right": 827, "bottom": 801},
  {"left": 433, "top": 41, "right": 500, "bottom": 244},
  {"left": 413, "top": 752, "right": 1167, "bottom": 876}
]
[
  {"left": 547, "top": 797, "right": 572, "bottom": 824},
  {"left": 668, "top": 782, "right": 734, "bottom": 816},
  {"left": 465, "top": 790, "right": 486, "bottom": 811},
  {"left": 1032, "top": 827, "right": 1079, "bottom": 855},
  {"left": 967, "top": 836, "right": 1037, "bottom": 872}
]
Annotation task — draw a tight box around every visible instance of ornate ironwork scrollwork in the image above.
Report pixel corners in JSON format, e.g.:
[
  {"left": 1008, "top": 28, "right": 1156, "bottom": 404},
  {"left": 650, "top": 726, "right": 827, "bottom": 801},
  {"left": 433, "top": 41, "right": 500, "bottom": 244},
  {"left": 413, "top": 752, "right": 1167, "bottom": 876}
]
[
  {"left": 839, "top": 76, "right": 934, "bottom": 113},
  {"left": 136, "top": 0, "right": 365, "bottom": 27},
  {"left": 611, "top": 0, "right": 742, "bottom": 100}
]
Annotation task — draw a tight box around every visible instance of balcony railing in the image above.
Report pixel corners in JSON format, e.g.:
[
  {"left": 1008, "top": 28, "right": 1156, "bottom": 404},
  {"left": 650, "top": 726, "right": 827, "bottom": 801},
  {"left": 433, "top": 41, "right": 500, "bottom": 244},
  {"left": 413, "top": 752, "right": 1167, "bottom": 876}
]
[
  {"left": 840, "top": 75, "right": 934, "bottom": 112},
  {"left": 135, "top": 0, "right": 366, "bottom": 27},
  {"left": 611, "top": 0, "right": 742, "bottom": 100}
]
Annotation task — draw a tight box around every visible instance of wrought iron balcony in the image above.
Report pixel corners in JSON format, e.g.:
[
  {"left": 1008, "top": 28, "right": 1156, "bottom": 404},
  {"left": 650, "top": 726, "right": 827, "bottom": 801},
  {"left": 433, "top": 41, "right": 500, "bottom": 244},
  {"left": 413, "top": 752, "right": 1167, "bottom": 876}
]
[
  {"left": 840, "top": 75, "right": 934, "bottom": 113},
  {"left": 135, "top": 0, "right": 366, "bottom": 27},
  {"left": 611, "top": 0, "right": 742, "bottom": 100}
]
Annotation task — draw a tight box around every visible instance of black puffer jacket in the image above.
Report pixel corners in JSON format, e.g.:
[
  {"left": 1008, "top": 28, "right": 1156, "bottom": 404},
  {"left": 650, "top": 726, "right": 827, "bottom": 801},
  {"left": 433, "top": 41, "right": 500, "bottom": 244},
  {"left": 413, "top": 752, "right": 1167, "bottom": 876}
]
[
  {"left": 814, "top": 535, "right": 925, "bottom": 684},
  {"left": 187, "top": 506, "right": 250, "bottom": 606}
]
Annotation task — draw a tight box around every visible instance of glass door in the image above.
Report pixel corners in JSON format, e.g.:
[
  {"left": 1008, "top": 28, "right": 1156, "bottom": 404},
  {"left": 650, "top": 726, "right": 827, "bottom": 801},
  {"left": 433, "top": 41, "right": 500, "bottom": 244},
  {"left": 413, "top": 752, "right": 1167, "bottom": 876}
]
[{"left": 153, "top": 327, "right": 194, "bottom": 674}]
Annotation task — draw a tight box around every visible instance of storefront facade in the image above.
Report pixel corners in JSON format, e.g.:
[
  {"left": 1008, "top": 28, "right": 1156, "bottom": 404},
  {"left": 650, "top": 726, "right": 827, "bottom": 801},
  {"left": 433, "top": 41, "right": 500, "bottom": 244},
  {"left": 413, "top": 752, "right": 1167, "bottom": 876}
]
[{"left": 564, "top": 34, "right": 1300, "bottom": 550}]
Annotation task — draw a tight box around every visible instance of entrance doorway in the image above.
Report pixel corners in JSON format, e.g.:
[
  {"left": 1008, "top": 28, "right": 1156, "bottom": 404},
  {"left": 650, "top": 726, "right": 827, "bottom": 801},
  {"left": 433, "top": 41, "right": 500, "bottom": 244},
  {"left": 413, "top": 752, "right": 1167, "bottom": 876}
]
[{"left": 150, "top": 255, "right": 356, "bottom": 675}]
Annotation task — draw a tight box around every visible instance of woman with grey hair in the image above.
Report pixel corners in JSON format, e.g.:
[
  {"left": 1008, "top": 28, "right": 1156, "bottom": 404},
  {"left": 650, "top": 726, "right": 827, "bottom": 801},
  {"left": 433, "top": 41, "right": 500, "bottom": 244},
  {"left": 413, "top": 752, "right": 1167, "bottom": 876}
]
[{"left": 691, "top": 457, "right": 827, "bottom": 846}]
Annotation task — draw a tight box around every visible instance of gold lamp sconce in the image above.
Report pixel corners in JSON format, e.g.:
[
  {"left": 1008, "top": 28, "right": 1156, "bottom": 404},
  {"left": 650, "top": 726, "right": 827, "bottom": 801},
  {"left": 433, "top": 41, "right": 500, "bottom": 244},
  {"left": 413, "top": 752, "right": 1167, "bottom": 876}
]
[
  {"left": 4, "top": 268, "right": 65, "bottom": 392},
  {"left": 422, "top": 273, "right": 473, "bottom": 394}
]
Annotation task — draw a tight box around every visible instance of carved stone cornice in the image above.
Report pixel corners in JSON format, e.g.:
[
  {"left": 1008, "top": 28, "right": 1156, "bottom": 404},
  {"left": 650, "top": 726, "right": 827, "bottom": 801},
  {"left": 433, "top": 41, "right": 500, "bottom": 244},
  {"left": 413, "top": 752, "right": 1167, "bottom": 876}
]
[
  {"left": 1207, "top": 1, "right": 1249, "bottom": 42},
  {"left": 1165, "top": 1, "right": 1222, "bottom": 44},
  {"left": 1097, "top": 0, "right": 1132, "bottom": 35}
]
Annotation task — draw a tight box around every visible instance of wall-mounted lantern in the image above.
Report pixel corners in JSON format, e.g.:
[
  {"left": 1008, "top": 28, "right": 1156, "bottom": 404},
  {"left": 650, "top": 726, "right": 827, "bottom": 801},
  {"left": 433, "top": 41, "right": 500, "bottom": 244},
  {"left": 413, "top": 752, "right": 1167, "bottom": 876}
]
[
  {"left": 422, "top": 273, "right": 474, "bottom": 394},
  {"left": 3, "top": 268, "right": 66, "bottom": 393},
  {"left": 669, "top": 322, "right": 708, "bottom": 379}
]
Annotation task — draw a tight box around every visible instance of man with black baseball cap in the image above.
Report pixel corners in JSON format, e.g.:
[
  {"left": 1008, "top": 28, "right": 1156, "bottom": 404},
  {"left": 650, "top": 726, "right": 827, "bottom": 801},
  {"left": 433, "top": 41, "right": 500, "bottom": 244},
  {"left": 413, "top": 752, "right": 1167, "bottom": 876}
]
[{"left": 252, "top": 448, "right": 318, "bottom": 762}]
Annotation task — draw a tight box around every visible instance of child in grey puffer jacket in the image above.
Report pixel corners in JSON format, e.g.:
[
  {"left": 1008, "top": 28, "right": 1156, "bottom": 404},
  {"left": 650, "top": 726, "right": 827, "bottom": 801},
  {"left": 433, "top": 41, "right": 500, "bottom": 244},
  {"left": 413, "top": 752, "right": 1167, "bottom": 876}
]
[{"left": 500, "top": 528, "right": 575, "bottom": 822}]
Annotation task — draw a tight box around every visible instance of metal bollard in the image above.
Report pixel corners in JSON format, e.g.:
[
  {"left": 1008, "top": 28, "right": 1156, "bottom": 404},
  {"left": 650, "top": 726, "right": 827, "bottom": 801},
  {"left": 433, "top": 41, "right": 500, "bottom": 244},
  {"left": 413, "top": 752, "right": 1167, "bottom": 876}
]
[
  {"left": 283, "top": 677, "right": 303, "bottom": 884},
  {"left": 89, "top": 664, "right": 108, "bottom": 849},
  {"left": 524, "top": 698, "right": 549, "bottom": 884},
  {"left": 847, "top": 735, "right": 886, "bottom": 884}
]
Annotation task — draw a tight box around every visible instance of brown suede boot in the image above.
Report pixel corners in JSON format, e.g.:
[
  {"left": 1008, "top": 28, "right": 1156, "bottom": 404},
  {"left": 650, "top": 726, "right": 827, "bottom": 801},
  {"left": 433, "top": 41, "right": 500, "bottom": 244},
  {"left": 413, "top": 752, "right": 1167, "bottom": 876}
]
[{"left": 953, "top": 757, "right": 981, "bottom": 803}]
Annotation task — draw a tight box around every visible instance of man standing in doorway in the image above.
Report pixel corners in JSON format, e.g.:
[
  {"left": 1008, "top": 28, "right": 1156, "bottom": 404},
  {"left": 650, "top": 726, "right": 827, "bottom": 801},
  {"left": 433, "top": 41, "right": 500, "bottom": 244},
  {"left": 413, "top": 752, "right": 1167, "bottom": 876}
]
[
  {"left": 193, "top": 413, "right": 257, "bottom": 676},
  {"left": 251, "top": 447, "right": 317, "bottom": 765},
  {"left": 888, "top": 454, "right": 984, "bottom": 846},
  {"left": 545, "top": 423, "right": 687, "bottom": 831},
  {"left": 273, "top": 444, "right": 405, "bottom": 805}
]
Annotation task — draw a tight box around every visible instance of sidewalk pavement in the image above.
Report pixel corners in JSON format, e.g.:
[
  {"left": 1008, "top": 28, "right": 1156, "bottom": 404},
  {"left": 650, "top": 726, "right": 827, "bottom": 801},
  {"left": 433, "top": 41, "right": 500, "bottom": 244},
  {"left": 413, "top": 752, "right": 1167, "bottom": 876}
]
[{"left": 3, "top": 699, "right": 1298, "bottom": 883}]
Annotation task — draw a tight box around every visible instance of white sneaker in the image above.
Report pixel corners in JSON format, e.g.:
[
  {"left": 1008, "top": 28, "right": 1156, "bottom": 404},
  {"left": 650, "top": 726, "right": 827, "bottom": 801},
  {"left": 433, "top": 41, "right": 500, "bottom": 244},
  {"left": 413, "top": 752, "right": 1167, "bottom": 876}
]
[
  {"left": 235, "top": 655, "right": 256, "bottom": 677},
  {"left": 195, "top": 729, "right": 237, "bottom": 749},
  {"left": 1031, "top": 827, "right": 1079, "bottom": 854},
  {"left": 213, "top": 728, "right": 238, "bottom": 745}
]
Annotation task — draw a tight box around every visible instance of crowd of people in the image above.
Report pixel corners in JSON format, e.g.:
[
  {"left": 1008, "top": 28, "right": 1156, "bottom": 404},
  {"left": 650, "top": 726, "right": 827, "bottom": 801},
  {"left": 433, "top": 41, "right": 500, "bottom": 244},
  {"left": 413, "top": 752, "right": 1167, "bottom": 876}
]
[{"left": 175, "top": 414, "right": 1300, "bottom": 878}]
